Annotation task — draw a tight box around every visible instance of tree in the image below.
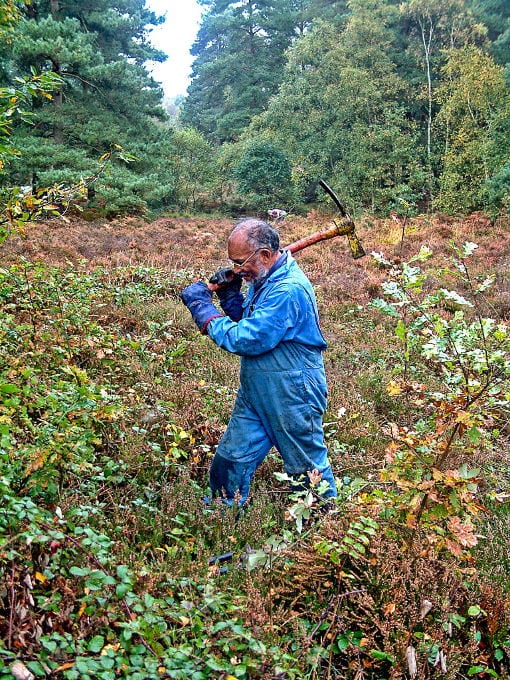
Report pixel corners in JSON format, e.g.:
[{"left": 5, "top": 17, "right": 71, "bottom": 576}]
[
  {"left": 169, "top": 127, "right": 218, "bottom": 210},
  {"left": 435, "top": 45, "right": 510, "bottom": 213},
  {"left": 247, "top": 0, "right": 422, "bottom": 214},
  {"left": 180, "top": 0, "right": 315, "bottom": 144},
  {"left": 467, "top": 0, "right": 510, "bottom": 67},
  {"left": 233, "top": 139, "right": 293, "bottom": 210},
  {"left": 1, "top": 0, "right": 176, "bottom": 214},
  {"left": 399, "top": 0, "right": 485, "bottom": 201}
]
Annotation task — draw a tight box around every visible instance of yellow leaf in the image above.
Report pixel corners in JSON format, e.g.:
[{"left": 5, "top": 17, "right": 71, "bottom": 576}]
[
  {"left": 386, "top": 380, "right": 403, "bottom": 396},
  {"left": 101, "top": 644, "right": 120, "bottom": 655},
  {"left": 455, "top": 410, "right": 473, "bottom": 425},
  {"left": 35, "top": 571, "right": 47, "bottom": 583},
  {"left": 25, "top": 448, "right": 49, "bottom": 476}
]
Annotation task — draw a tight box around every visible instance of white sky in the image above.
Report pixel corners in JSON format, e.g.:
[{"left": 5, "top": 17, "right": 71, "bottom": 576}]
[{"left": 145, "top": 0, "right": 202, "bottom": 100}]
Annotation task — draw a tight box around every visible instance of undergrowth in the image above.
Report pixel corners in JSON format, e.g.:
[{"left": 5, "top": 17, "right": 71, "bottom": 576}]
[{"left": 0, "top": 234, "right": 509, "bottom": 679}]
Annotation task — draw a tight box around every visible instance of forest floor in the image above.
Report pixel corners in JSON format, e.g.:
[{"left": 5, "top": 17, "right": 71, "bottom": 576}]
[{"left": 1, "top": 209, "right": 509, "bottom": 679}]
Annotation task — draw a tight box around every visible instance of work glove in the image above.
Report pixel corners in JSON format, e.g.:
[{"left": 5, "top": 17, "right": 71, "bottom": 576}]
[
  {"left": 210, "top": 268, "right": 244, "bottom": 322},
  {"left": 180, "top": 281, "right": 222, "bottom": 334}
]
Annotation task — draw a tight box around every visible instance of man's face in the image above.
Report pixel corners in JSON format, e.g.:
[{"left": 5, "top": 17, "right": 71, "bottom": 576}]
[{"left": 228, "top": 234, "right": 270, "bottom": 283}]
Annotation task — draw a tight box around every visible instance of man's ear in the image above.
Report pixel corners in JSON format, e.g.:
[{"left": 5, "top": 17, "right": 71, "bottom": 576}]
[{"left": 260, "top": 248, "right": 275, "bottom": 265}]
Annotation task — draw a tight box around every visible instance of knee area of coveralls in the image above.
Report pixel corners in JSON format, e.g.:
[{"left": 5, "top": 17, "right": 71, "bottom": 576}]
[{"left": 209, "top": 452, "right": 255, "bottom": 506}]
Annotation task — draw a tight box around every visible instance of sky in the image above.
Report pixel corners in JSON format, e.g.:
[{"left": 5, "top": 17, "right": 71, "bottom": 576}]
[{"left": 145, "top": 0, "right": 203, "bottom": 100}]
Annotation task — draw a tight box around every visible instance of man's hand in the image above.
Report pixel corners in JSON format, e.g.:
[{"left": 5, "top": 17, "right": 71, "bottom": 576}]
[
  {"left": 180, "top": 281, "right": 222, "bottom": 334},
  {"left": 210, "top": 269, "right": 243, "bottom": 322},
  {"left": 209, "top": 267, "right": 237, "bottom": 288}
]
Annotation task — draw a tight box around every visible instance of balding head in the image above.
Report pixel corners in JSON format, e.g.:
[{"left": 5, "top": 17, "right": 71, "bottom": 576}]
[{"left": 229, "top": 218, "right": 280, "bottom": 254}]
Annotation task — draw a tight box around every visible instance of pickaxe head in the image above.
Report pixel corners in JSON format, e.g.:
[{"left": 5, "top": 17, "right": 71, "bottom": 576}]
[{"left": 285, "top": 180, "right": 366, "bottom": 259}]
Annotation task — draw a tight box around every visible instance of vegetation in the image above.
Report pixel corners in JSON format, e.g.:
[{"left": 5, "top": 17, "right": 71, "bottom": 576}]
[
  {"left": 0, "top": 0, "right": 509, "bottom": 677},
  {"left": 0, "top": 0, "right": 508, "bottom": 216},
  {"left": 0, "top": 210, "right": 509, "bottom": 679}
]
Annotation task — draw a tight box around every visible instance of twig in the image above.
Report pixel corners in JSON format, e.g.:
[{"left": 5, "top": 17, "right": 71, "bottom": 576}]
[
  {"left": 8, "top": 562, "right": 15, "bottom": 650},
  {"left": 40, "top": 522, "right": 157, "bottom": 656}
]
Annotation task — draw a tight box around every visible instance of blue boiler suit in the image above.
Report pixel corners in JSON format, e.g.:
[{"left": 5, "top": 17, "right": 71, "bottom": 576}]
[{"left": 206, "top": 251, "right": 337, "bottom": 504}]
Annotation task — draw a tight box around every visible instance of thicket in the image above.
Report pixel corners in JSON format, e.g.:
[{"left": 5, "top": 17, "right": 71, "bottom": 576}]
[
  {"left": 0, "top": 213, "right": 509, "bottom": 678},
  {"left": 1, "top": 0, "right": 509, "bottom": 217}
]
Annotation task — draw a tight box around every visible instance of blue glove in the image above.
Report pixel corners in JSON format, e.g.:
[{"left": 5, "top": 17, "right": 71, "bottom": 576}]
[
  {"left": 180, "top": 281, "right": 222, "bottom": 334},
  {"left": 213, "top": 269, "right": 244, "bottom": 322}
]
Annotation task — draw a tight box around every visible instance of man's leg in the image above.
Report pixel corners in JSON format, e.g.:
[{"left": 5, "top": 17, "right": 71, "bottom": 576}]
[
  {"left": 248, "top": 368, "right": 337, "bottom": 498},
  {"left": 210, "top": 386, "right": 272, "bottom": 505}
]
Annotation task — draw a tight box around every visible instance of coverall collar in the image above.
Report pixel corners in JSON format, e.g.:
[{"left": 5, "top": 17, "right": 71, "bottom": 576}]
[{"left": 252, "top": 249, "right": 287, "bottom": 291}]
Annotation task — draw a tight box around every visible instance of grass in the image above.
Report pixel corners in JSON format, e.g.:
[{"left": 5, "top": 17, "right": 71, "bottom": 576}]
[{"left": 0, "top": 211, "right": 509, "bottom": 679}]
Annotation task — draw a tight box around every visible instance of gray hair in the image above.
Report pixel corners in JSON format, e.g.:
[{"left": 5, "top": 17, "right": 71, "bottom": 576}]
[{"left": 231, "top": 218, "right": 280, "bottom": 252}]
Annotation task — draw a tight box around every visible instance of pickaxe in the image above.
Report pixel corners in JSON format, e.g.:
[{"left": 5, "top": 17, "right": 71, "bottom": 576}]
[
  {"left": 209, "top": 180, "right": 365, "bottom": 286},
  {"left": 285, "top": 179, "right": 365, "bottom": 259}
]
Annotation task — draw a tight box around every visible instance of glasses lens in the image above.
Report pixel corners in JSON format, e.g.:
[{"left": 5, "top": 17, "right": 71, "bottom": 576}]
[{"left": 230, "top": 249, "right": 260, "bottom": 268}]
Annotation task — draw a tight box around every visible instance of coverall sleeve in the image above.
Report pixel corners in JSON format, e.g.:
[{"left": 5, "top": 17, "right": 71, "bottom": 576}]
[{"left": 206, "top": 283, "right": 302, "bottom": 355}]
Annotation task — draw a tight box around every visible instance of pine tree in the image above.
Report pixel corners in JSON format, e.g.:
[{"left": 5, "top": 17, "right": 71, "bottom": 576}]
[
  {"left": 1, "top": 0, "right": 176, "bottom": 214},
  {"left": 180, "top": 0, "right": 315, "bottom": 144}
]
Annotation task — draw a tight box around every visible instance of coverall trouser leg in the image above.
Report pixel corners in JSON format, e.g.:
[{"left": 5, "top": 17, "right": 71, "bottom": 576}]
[{"left": 210, "top": 369, "right": 337, "bottom": 504}]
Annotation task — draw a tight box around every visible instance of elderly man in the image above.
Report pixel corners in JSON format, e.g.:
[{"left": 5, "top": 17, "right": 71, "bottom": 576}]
[{"left": 180, "top": 218, "right": 337, "bottom": 505}]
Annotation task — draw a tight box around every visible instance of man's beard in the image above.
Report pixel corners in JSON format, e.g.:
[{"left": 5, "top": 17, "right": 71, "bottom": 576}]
[{"left": 252, "top": 266, "right": 269, "bottom": 284}]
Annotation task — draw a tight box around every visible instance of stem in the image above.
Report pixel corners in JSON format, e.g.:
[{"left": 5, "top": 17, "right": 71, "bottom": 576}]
[
  {"left": 7, "top": 562, "right": 15, "bottom": 650},
  {"left": 40, "top": 522, "right": 158, "bottom": 657}
]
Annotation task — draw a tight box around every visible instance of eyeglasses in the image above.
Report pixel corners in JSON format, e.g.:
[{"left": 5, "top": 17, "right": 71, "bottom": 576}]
[{"left": 228, "top": 248, "right": 263, "bottom": 269}]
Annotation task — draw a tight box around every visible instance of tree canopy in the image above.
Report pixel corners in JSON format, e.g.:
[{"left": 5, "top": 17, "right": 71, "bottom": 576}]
[{"left": 0, "top": 0, "right": 509, "bottom": 217}]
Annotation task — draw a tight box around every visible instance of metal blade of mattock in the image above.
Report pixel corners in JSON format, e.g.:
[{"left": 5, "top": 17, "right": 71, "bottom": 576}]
[{"left": 319, "top": 179, "right": 366, "bottom": 259}]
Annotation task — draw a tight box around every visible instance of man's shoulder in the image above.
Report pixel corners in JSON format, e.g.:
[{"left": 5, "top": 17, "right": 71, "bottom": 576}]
[{"left": 268, "top": 265, "right": 316, "bottom": 301}]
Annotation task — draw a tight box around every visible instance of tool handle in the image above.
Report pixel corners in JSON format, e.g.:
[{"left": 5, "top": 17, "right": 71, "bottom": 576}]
[
  {"left": 318, "top": 179, "right": 348, "bottom": 217},
  {"left": 286, "top": 218, "right": 365, "bottom": 259}
]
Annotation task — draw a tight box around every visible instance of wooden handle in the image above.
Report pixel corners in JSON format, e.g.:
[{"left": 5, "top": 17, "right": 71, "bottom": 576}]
[{"left": 286, "top": 218, "right": 365, "bottom": 259}]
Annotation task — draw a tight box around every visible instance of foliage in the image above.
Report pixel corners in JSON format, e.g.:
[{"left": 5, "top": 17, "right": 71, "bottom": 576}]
[
  {"left": 434, "top": 46, "right": 510, "bottom": 214},
  {"left": 369, "top": 242, "right": 509, "bottom": 558},
  {"left": 0, "top": 145, "right": 136, "bottom": 243},
  {"left": 180, "top": 0, "right": 313, "bottom": 144},
  {"left": 0, "top": 223, "right": 509, "bottom": 679},
  {"left": 232, "top": 139, "right": 293, "bottom": 211},
  {"left": 0, "top": 0, "right": 175, "bottom": 215},
  {"left": 246, "top": 7, "right": 424, "bottom": 214},
  {"left": 181, "top": 0, "right": 510, "bottom": 216},
  {"left": 168, "top": 127, "right": 218, "bottom": 211},
  {"left": 0, "top": 69, "right": 62, "bottom": 169}
]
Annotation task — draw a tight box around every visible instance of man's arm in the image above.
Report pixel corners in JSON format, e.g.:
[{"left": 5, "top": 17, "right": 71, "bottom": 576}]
[{"left": 206, "top": 283, "right": 303, "bottom": 355}]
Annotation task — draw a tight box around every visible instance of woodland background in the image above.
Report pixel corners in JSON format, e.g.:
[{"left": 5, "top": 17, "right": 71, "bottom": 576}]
[
  {"left": 0, "top": 0, "right": 509, "bottom": 218},
  {"left": 0, "top": 1, "right": 509, "bottom": 679}
]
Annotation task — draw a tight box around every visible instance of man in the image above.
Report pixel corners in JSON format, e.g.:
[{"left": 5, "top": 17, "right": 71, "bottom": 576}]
[{"left": 180, "top": 218, "right": 337, "bottom": 506}]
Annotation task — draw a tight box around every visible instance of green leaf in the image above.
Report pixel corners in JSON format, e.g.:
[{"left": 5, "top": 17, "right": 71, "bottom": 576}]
[
  {"left": 370, "top": 649, "right": 395, "bottom": 662},
  {"left": 467, "top": 666, "right": 498, "bottom": 677},
  {"left": 115, "top": 582, "right": 131, "bottom": 597},
  {"left": 70, "top": 566, "right": 91, "bottom": 577},
  {"left": 395, "top": 319, "right": 407, "bottom": 342},
  {"left": 0, "top": 383, "right": 19, "bottom": 394},
  {"left": 335, "top": 634, "right": 350, "bottom": 652},
  {"left": 88, "top": 635, "right": 105, "bottom": 653}
]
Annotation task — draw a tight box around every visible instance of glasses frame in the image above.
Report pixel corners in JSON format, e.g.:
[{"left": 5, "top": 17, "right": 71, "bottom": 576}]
[{"left": 228, "top": 248, "right": 264, "bottom": 269}]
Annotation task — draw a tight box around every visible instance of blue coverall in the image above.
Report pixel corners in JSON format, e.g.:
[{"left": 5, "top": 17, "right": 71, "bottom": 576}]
[{"left": 206, "top": 251, "right": 337, "bottom": 504}]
